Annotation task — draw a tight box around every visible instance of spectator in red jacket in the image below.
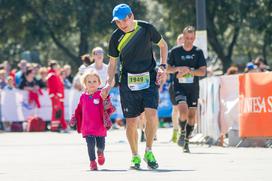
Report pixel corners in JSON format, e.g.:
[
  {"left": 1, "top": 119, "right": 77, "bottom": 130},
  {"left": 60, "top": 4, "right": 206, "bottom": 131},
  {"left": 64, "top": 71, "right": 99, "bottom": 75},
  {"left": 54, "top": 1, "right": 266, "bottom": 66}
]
[{"left": 47, "top": 60, "right": 68, "bottom": 132}]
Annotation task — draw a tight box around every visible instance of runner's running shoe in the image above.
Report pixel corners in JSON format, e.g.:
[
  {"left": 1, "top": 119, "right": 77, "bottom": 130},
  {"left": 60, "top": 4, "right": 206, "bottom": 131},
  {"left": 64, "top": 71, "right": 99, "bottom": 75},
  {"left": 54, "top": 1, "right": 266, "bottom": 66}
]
[
  {"left": 171, "top": 129, "right": 179, "bottom": 143},
  {"left": 183, "top": 139, "right": 190, "bottom": 153},
  {"left": 144, "top": 151, "right": 159, "bottom": 169},
  {"left": 177, "top": 130, "right": 186, "bottom": 146},
  {"left": 131, "top": 155, "right": 141, "bottom": 169}
]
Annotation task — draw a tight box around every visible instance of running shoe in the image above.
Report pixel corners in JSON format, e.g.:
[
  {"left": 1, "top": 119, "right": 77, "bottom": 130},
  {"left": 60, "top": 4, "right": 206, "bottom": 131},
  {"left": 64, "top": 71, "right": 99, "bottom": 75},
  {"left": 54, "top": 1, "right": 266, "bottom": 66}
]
[
  {"left": 131, "top": 155, "right": 141, "bottom": 169},
  {"left": 90, "top": 160, "right": 98, "bottom": 170},
  {"left": 171, "top": 129, "right": 179, "bottom": 143},
  {"left": 144, "top": 151, "right": 159, "bottom": 169},
  {"left": 97, "top": 151, "right": 105, "bottom": 165},
  {"left": 183, "top": 139, "right": 190, "bottom": 153},
  {"left": 177, "top": 130, "right": 186, "bottom": 146}
]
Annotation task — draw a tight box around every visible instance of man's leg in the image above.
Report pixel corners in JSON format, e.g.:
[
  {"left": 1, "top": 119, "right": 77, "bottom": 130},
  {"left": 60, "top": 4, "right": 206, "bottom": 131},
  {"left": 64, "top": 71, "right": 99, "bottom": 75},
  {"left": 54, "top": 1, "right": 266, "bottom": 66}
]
[
  {"left": 144, "top": 108, "right": 158, "bottom": 148},
  {"left": 138, "top": 113, "right": 146, "bottom": 142},
  {"left": 177, "top": 102, "right": 188, "bottom": 146},
  {"left": 171, "top": 105, "right": 179, "bottom": 143},
  {"left": 126, "top": 116, "right": 142, "bottom": 168},
  {"left": 126, "top": 117, "right": 139, "bottom": 155},
  {"left": 187, "top": 107, "right": 197, "bottom": 137},
  {"left": 143, "top": 108, "right": 159, "bottom": 169},
  {"left": 183, "top": 107, "right": 197, "bottom": 153}
]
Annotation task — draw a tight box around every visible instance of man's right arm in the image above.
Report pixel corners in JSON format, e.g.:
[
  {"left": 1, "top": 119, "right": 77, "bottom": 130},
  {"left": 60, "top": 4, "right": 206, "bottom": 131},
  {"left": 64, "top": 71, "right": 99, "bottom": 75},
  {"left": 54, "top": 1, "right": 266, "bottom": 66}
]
[
  {"left": 106, "top": 57, "right": 117, "bottom": 87},
  {"left": 101, "top": 57, "right": 117, "bottom": 99}
]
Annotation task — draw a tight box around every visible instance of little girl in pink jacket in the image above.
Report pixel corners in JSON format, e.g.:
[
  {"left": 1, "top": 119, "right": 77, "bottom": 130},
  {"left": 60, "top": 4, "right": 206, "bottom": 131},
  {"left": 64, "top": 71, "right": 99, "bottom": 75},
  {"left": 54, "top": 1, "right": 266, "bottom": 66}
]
[{"left": 70, "top": 70, "right": 115, "bottom": 171}]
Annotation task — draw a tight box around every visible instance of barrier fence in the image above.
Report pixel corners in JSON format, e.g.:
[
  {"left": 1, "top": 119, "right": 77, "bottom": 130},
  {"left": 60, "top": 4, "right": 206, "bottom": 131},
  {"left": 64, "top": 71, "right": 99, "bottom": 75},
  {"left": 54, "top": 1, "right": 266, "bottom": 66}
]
[
  {"left": 1, "top": 72, "right": 272, "bottom": 142},
  {"left": 198, "top": 72, "right": 272, "bottom": 142},
  {"left": 0, "top": 87, "right": 172, "bottom": 123}
]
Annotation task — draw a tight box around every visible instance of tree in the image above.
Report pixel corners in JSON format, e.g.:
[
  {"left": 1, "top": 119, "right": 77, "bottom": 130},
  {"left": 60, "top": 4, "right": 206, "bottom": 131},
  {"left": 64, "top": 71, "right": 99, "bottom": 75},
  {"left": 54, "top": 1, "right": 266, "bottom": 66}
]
[
  {"left": 0, "top": 0, "right": 146, "bottom": 68},
  {"left": 154, "top": 0, "right": 272, "bottom": 72}
]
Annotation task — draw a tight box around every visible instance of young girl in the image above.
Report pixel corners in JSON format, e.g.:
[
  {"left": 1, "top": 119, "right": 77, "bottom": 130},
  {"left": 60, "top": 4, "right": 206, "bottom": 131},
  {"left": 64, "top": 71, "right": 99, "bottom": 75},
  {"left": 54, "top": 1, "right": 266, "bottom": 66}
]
[{"left": 70, "top": 70, "right": 114, "bottom": 171}]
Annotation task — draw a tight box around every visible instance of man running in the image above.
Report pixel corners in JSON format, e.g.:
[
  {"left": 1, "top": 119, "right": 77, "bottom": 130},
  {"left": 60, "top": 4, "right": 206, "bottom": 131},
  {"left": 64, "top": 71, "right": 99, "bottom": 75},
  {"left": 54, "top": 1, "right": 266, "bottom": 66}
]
[
  {"left": 167, "top": 26, "right": 206, "bottom": 153},
  {"left": 169, "top": 33, "right": 184, "bottom": 143},
  {"left": 101, "top": 4, "right": 168, "bottom": 169}
]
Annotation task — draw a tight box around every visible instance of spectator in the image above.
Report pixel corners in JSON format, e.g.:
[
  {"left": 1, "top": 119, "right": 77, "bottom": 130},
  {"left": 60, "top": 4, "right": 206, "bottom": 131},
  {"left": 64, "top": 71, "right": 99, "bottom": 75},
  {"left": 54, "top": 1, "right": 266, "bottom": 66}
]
[
  {"left": 19, "top": 68, "right": 42, "bottom": 108},
  {"left": 60, "top": 68, "right": 72, "bottom": 89},
  {"left": 2, "top": 61, "right": 11, "bottom": 77},
  {"left": 0, "top": 69, "right": 7, "bottom": 89},
  {"left": 72, "top": 55, "right": 92, "bottom": 91},
  {"left": 85, "top": 47, "right": 112, "bottom": 88},
  {"left": 226, "top": 65, "right": 239, "bottom": 75},
  {"left": 253, "top": 56, "right": 271, "bottom": 72},
  {"left": 37, "top": 67, "right": 48, "bottom": 89},
  {"left": 63, "top": 64, "right": 73, "bottom": 83},
  {"left": 3, "top": 76, "right": 15, "bottom": 91},
  {"left": 47, "top": 60, "right": 68, "bottom": 132},
  {"left": 244, "top": 62, "right": 258, "bottom": 73},
  {"left": 18, "top": 68, "right": 38, "bottom": 90},
  {"left": 15, "top": 59, "right": 27, "bottom": 87},
  {"left": 79, "top": 54, "right": 92, "bottom": 72}
]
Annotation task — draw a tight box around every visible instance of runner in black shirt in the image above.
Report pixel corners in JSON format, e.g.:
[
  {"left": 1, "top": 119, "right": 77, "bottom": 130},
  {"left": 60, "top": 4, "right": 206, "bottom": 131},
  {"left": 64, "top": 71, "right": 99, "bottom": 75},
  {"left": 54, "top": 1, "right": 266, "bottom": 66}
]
[
  {"left": 101, "top": 4, "right": 168, "bottom": 169},
  {"left": 167, "top": 26, "right": 206, "bottom": 153}
]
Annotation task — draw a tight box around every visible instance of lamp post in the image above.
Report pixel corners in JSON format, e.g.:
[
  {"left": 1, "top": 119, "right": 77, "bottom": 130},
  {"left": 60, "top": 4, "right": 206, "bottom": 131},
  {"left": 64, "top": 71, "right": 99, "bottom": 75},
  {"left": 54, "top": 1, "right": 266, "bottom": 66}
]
[{"left": 195, "top": 0, "right": 208, "bottom": 58}]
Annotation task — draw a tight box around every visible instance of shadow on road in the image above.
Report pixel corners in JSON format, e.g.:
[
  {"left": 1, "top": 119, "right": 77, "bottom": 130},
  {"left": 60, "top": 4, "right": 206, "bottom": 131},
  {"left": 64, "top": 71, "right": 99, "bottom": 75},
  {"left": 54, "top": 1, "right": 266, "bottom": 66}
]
[
  {"left": 189, "top": 152, "right": 226, "bottom": 155},
  {"left": 85, "top": 168, "right": 195, "bottom": 172}
]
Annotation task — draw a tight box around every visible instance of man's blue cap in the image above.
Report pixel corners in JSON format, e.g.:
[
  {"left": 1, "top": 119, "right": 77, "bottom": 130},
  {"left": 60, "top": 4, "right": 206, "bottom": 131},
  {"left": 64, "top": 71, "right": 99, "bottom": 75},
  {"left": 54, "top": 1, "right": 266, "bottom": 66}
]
[{"left": 111, "top": 4, "right": 132, "bottom": 23}]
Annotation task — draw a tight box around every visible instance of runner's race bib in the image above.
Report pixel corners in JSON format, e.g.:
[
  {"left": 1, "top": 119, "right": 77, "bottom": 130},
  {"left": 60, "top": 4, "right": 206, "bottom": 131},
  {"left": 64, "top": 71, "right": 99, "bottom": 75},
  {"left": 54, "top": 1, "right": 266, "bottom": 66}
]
[
  {"left": 178, "top": 73, "right": 194, "bottom": 84},
  {"left": 128, "top": 72, "right": 150, "bottom": 91}
]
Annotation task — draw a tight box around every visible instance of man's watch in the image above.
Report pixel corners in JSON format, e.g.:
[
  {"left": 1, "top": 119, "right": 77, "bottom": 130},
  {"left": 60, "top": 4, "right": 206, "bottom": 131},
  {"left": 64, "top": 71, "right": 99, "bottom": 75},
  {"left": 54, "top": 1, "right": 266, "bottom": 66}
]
[{"left": 159, "top": 64, "right": 167, "bottom": 70}]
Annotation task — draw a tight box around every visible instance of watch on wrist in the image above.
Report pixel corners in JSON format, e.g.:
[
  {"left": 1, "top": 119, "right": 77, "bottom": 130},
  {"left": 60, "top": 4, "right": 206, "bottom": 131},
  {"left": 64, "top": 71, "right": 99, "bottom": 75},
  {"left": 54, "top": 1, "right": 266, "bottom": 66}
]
[{"left": 159, "top": 64, "right": 167, "bottom": 70}]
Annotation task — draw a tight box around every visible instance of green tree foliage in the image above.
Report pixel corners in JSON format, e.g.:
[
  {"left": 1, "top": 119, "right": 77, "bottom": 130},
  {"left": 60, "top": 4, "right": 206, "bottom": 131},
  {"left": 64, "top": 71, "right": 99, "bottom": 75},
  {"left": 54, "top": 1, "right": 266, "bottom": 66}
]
[
  {"left": 1, "top": 0, "right": 271, "bottom": 72},
  {"left": 155, "top": 0, "right": 271, "bottom": 72},
  {"left": 0, "top": 0, "right": 146, "bottom": 68}
]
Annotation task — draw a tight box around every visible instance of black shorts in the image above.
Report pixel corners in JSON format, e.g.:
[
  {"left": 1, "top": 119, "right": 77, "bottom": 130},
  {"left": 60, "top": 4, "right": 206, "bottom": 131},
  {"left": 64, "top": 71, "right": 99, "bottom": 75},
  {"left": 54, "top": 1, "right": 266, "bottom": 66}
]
[
  {"left": 174, "top": 85, "right": 199, "bottom": 107},
  {"left": 169, "top": 83, "right": 178, "bottom": 106},
  {"left": 119, "top": 85, "right": 159, "bottom": 118}
]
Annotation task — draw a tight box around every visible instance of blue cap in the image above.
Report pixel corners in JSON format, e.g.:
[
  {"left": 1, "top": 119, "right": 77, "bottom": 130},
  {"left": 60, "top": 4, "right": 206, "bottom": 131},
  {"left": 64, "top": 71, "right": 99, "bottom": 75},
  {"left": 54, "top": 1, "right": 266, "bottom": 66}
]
[
  {"left": 111, "top": 4, "right": 132, "bottom": 23},
  {"left": 246, "top": 62, "right": 257, "bottom": 70}
]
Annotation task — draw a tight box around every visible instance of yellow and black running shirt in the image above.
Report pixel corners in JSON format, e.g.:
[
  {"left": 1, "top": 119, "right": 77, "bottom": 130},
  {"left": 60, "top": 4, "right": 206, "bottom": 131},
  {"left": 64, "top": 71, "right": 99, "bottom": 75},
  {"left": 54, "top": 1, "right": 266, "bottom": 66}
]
[{"left": 108, "top": 20, "right": 162, "bottom": 75}]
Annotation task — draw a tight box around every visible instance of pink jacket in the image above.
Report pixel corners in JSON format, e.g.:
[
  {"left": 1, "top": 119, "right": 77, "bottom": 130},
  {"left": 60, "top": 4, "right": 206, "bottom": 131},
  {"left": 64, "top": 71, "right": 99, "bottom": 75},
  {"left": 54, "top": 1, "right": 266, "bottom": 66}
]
[{"left": 73, "top": 91, "right": 106, "bottom": 137}]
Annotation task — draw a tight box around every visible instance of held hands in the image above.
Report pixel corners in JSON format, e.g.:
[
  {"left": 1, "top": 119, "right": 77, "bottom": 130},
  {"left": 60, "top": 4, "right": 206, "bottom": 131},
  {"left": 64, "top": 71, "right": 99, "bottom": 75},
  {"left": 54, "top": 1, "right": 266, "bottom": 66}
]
[
  {"left": 156, "top": 67, "right": 167, "bottom": 85},
  {"left": 100, "top": 83, "right": 111, "bottom": 100}
]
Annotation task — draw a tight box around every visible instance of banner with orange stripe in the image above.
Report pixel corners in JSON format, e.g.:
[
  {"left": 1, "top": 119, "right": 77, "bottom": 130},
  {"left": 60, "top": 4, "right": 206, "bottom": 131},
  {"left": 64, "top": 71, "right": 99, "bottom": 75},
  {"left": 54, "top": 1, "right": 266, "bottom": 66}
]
[{"left": 239, "top": 72, "right": 272, "bottom": 137}]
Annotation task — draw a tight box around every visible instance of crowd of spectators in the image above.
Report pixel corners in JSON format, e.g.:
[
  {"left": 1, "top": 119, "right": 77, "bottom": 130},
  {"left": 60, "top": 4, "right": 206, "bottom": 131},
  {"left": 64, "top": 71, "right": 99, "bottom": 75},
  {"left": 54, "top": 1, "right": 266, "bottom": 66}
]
[{"left": 0, "top": 54, "right": 270, "bottom": 132}]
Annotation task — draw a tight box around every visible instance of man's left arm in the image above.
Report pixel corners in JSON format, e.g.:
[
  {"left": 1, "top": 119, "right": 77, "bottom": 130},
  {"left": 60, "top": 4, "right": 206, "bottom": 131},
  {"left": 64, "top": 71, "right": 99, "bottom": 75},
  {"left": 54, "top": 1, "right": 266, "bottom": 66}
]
[
  {"left": 157, "top": 38, "right": 168, "bottom": 65},
  {"left": 156, "top": 38, "right": 168, "bottom": 84},
  {"left": 191, "top": 48, "right": 207, "bottom": 77},
  {"left": 191, "top": 66, "right": 206, "bottom": 76}
]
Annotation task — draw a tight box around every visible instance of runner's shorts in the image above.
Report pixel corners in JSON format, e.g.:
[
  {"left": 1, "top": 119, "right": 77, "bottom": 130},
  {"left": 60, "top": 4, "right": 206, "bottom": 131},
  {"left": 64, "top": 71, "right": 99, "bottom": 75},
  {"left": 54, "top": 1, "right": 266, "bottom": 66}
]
[
  {"left": 119, "top": 85, "right": 159, "bottom": 118},
  {"left": 174, "top": 85, "right": 199, "bottom": 107}
]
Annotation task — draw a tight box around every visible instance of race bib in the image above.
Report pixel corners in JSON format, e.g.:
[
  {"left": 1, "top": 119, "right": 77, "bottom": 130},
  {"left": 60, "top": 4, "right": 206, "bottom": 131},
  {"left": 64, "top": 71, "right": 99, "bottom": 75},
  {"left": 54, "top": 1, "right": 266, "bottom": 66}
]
[
  {"left": 178, "top": 73, "right": 194, "bottom": 84},
  {"left": 128, "top": 72, "right": 150, "bottom": 91}
]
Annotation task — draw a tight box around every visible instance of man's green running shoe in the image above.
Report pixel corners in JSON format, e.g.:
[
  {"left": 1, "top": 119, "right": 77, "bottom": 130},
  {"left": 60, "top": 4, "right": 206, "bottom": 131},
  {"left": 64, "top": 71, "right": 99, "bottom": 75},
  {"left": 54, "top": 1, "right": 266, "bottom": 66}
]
[
  {"left": 131, "top": 155, "right": 141, "bottom": 169},
  {"left": 144, "top": 151, "right": 159, "bottom": 169}
]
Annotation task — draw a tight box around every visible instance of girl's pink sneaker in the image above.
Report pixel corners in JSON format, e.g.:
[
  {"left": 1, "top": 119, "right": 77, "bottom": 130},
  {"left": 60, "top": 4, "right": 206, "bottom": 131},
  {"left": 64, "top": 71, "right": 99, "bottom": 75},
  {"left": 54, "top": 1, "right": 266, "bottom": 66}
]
[
  {"left": 97, "top": 152, "right": 105, "bottom": 165},
  {"left": 90, "top": 160, "right": 98, "bottom": 170}
]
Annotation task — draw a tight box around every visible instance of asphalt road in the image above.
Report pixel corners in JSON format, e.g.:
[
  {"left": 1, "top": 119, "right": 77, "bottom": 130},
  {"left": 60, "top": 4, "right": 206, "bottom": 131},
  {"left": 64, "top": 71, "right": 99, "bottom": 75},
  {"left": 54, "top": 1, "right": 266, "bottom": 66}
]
[{"left": 0, "top": 128, "right": 271, "bottom": 181}]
